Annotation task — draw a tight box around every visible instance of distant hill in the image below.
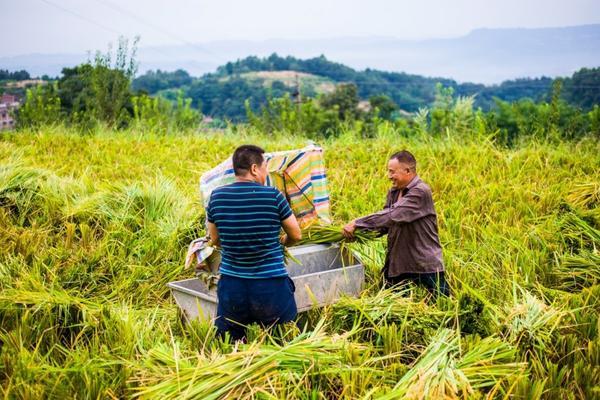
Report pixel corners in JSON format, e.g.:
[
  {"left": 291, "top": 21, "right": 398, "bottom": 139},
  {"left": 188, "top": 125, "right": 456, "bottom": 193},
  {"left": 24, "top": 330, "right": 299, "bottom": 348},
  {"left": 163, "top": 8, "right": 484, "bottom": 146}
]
[
  {"left": 2, "top": 24, "right": 599, "bottom": 83},
  {"left": 221, "top": 71, "right": 336, "bottom": 96},
  {"left": 133, "top": 54, "right": 561, "bottom": 120},
  {"left": 137, "top": 68, "right": 338, "bottom": 119}
]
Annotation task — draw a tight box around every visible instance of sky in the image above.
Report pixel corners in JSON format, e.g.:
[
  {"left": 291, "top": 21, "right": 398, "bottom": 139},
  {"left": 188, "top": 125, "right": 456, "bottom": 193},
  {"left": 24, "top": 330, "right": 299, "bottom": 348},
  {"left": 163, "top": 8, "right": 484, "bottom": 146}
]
[{"left": 2, "top": 0, "right": 600, "bottom": 57}]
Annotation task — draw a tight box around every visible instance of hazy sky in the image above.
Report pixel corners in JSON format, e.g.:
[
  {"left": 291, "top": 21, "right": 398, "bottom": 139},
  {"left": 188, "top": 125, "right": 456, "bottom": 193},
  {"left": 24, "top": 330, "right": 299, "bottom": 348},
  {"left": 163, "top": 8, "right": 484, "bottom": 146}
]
[{"left": 2, "top": 0, "right": 600, "bottom": 56}]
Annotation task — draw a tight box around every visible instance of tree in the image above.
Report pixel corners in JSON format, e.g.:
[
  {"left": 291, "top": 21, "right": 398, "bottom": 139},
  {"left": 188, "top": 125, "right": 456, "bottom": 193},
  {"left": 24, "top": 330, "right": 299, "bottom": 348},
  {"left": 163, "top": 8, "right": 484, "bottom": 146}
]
[
  {"left": 89, "top": 36, "right": 139, "bottom": 127},
  {"left": 0, "top": 69, "right": 30, "bottom": 81},
  {"left": 369, "top": 94, "right": 397, "bottom": 120},
  {"left": 320, "top": 83, "right": 359, "bottom": 120},
  {"left": 58, "top": 64, "right": 95, "bottom": 116},
  {"left": 16, "top": 83, "right": 62, "bottom": 129},
  {"left": 55, "top": 36, "right": 139, "bottom": 128},
  {"left": 132, "top": 69, "right": 192, "bottom": 94},
  {"left": 562, "top": 67, "right": 600, "bottom": 110}
]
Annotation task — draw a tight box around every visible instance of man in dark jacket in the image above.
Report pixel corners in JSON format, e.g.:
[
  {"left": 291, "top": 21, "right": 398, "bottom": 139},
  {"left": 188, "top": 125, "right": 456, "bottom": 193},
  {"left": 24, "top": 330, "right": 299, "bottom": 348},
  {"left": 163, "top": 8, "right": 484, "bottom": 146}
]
[{"left": 342, "top": 150, "right": 449, "bottom": 297}]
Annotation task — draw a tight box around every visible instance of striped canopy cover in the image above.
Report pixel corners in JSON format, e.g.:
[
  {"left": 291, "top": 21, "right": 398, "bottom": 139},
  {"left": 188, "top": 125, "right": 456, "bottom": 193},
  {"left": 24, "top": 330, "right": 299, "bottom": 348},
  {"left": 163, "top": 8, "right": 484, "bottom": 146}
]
[{"left": 199, "top": 144, "right": 331, "bottom": 227}]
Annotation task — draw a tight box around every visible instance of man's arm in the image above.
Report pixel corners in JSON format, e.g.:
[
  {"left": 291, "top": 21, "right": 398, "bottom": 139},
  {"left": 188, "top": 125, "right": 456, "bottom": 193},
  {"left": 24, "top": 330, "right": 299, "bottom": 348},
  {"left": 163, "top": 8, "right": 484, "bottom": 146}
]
[
  {"left": 281, "top": 214, "right": 302, "bottom": 246},
  {"left": 344, "top": 188, "right": 428, "bottom": 238},
  {"left": 207, "top": 221, "right": 221, "bottom": 247},
  {"left": 275, "top": 189, "right": 301, "bottom": 246},
  {"left": 343, "top": 190, "right": 397, "bottom": 239}
]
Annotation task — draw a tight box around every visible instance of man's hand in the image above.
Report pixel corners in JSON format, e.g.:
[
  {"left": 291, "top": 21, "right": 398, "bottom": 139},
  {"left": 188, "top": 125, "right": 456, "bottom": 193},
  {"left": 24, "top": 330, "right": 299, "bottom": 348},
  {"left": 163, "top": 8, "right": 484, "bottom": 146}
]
[
  {"left": 280, "top": 233, "right": 288, "bottom": 245},
  {"left": 342, "top": 220, "right": 357, "bottom": 239}
]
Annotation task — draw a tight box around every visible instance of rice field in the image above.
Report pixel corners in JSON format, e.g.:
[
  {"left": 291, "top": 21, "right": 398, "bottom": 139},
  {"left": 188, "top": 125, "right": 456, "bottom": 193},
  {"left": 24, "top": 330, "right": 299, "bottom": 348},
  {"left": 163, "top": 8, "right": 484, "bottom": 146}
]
[{"left": 1, "top": 124, "right": 599, "bottom": 399}]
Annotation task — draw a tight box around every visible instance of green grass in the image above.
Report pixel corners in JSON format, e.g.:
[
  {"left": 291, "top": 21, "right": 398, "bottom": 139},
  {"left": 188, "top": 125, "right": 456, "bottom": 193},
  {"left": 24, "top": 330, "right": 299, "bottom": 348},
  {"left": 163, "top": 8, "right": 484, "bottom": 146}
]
[{"left": 1, "top": 124, "right": 599, "bottom": 398}]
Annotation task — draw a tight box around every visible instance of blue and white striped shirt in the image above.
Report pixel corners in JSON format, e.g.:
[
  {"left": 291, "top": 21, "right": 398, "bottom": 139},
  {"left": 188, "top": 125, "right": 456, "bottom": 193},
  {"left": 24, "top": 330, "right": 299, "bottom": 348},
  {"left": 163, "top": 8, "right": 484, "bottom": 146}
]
[{"left": 206, "top": 181, "right": 293, "bottom": 279}]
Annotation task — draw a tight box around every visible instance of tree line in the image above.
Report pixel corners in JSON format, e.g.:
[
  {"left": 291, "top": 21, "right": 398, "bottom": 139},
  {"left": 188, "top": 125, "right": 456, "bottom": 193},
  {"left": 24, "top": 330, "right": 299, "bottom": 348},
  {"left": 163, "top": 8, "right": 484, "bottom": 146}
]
[
  {"left": 8, "top": 43, "right": 600, "bottom": 144},
  {"left": 14, "top": 38, "right": 201, "bottom": 133},
  {"left": 130, "top": 54, "right": 600, "bottom": 121}
]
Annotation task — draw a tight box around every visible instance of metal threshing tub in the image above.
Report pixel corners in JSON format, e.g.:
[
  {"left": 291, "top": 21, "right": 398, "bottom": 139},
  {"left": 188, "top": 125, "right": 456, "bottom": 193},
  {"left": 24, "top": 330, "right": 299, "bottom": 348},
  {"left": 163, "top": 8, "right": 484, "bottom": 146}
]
[{"left": 167, "top": 243, "right": 364, "bottom": 321}]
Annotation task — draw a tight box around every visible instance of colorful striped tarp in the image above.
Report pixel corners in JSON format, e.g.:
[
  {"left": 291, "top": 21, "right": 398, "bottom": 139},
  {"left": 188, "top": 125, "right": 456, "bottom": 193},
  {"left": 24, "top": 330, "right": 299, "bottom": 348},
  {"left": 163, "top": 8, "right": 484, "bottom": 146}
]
[{"left": 200, "top": 144, "right": 331, "bottom": 227}]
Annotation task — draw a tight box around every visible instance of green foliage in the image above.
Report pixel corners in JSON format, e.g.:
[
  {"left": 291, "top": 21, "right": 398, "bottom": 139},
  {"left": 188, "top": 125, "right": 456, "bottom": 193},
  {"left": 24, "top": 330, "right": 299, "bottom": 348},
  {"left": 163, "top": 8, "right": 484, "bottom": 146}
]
[
  {"left": 132, "top": 93, "right": 173, "bottom": 131},
  {"left": 58, "top": 64, "right": 94, "bottom": 117},
  {"left": 87, "top": 36, "right": 139, "bottom": 128},
  {"left": 246, "top": 95, "right": 342, "bottom": 138},
  {"left": 16, "top": 37, "right": 200, "bottom": 133},
  {"left": 172, "top": 94, "right": 202, "bottom": 130},
  {"left": 469, "top": 77, "right": 553, "bottom": 110},
  {"left": 212, "top": 54, "right": 448, "bottom": 113},
  {"left": 484, "top": 95, "right": 596, "bottom": 146},
  {"left": 246, "top": 80, "right": 599, "bottom": 143},
  {"left": 0, "top": 69, "right": 30, "bottom": 81},
  {"left": 247, "top": 85, "right": 398, "bottom": 138},
  {"left": 133, "top": 54, "right": 564, "bottom": 122},
  {"left": 131, "top": 69, "right": 192, "bottom": 94},
  {"left": 320, "top": 83, "right": 360, "bottom": 120},
  {"left": 15, "top": 83, "right": 62, "bottom": 129},
  {"left": 172, "top": 53, "right": 560, "bottom": 121},
  {"left": 139, "top": 55, "right": 595, "bottom": 141},
  {"left": 11, "top": 55, "right": 600, "bottom": 126},
  {"left": 132, "top": 91, "right": 201, "bottom": 132},
  {"left": 52, "top": 37, "right": 140, "bottom": 130},
  {"left": 185, "top": 74, "right": 286, "bottom": 122},
  {"left": 369, "top": 94, "right": 398, "bottom": 120},
  {"left": 429, "top": 84, "right": 478, "bottom": 137},
  {"left": 44, "top": 38, "right": 139, "bottom": 131},
  {"left": 561, "top": 67, "right": 600, "bottom": 110}
]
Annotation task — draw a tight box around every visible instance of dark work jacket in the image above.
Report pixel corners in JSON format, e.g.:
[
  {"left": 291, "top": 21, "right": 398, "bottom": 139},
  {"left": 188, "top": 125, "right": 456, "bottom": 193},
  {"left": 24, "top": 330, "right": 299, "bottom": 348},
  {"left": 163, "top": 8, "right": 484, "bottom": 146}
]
[{"left": 355, "top": 176, "right": 444, "bottom": 276}]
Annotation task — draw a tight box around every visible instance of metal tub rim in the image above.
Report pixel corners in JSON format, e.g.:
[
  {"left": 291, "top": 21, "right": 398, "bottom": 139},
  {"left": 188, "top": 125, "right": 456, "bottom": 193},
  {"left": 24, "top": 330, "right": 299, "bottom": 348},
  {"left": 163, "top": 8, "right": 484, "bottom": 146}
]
[{"left": 167, "top": 279, "right": 215, "bottom": 302}]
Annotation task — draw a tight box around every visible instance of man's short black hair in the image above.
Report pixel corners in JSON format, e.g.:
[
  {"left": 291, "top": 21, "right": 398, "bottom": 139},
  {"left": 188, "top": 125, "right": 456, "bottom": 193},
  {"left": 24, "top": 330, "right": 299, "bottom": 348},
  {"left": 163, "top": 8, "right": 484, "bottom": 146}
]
[
  {"left": 390, "top": 150, "right": 417, "bottom": 172},
  {"left": 232, "top": 145, "right": 265, "bottom": 176}
]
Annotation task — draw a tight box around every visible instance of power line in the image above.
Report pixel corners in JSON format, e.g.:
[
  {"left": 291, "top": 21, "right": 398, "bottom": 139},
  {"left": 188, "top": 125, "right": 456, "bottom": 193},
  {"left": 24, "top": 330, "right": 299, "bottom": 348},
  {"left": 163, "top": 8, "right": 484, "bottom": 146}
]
[
  {"left": 38, "top": 0, "right": 121, "bottom": 36},
  {"left": 36, "top": 0, "right": 195, "bottom": 68},
  {"left": 91, "top": 0, "right": 226, "bottom": 64}
]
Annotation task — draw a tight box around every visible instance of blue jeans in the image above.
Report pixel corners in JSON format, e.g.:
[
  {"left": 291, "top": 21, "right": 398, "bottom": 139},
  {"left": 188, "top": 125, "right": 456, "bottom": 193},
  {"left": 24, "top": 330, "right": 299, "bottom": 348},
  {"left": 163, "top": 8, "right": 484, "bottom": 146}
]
[{"left": 216, "top": 274, "right": 297, "bottom": 341}]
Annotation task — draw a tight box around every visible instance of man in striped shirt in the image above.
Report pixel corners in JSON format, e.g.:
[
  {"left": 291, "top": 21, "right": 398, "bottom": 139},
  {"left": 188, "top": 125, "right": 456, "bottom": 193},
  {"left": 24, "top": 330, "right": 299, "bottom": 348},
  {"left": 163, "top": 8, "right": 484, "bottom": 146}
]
[{"left": 206, "top": 145, "right": 302, "bottom": 341}]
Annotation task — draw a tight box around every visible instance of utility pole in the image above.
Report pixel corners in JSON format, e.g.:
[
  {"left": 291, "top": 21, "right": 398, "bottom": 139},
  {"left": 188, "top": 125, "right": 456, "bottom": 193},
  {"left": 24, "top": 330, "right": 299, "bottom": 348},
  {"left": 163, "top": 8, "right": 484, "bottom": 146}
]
[
  {"left": 292, "top": 74, "right": 302, "bottom": 111},
  {"left": 292, "top": 73, "right": 302, "bottom": 131}
]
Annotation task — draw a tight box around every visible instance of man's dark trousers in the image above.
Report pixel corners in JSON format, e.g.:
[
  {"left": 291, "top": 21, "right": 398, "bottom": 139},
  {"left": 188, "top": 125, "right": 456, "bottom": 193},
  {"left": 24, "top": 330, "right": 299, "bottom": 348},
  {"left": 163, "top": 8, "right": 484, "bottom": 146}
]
[
  {"left": 215, "top": 274, "right": 297, "bottom": 341},
  {"left": 385, "top": 271, "right": 450, "bottom": 298}
]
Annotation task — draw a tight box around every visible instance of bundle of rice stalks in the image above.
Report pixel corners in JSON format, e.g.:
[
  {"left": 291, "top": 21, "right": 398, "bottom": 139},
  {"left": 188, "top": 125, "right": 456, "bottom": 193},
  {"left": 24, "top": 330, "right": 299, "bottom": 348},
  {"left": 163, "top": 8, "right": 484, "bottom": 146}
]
[
  {"left": 100, "top": 177, "right": 195, "bottom": 230},
  {"left": 349, "top": 239, "right": 387, "bottom": 285},
  {"left": 500, "top": 288, "right": 566, "bottom": 356},
  {"left": 560, "top": 211, "right": 600, "bottom": 252},
  {"left": 350, "top": 240, "right": 386, "bottom": 270},
  {"left": 61, "top": 190, "right": 109, "bottom": 227},
  {"left": 130, "top": 321, "right": 384, "bottom": 400},
  {"left": 296, "top": 224, "right": 379, "bottom": 246},
  {"left": 456, "top": 291, "right": 494, "bottom": 337},
  {"left": 0, "top": 298, "right": 175, "bottom": 399},
  {"left": 376, "top": 329, "right": 525, "bottom": 400},
  {"left": 567, "top": 182, "right": 600, "bottom": 210},
  {"left": 0, "top": 162, "right": 63, "bottom": 226},
  {"left": 552, "top": 251, "right": 600, "bottom": 291},
  {"left": 328, "top": 287, "right": 451, "bottom": 346},
  {"left": 0, "top": 285, "right": 106, "bottom": 353}
]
